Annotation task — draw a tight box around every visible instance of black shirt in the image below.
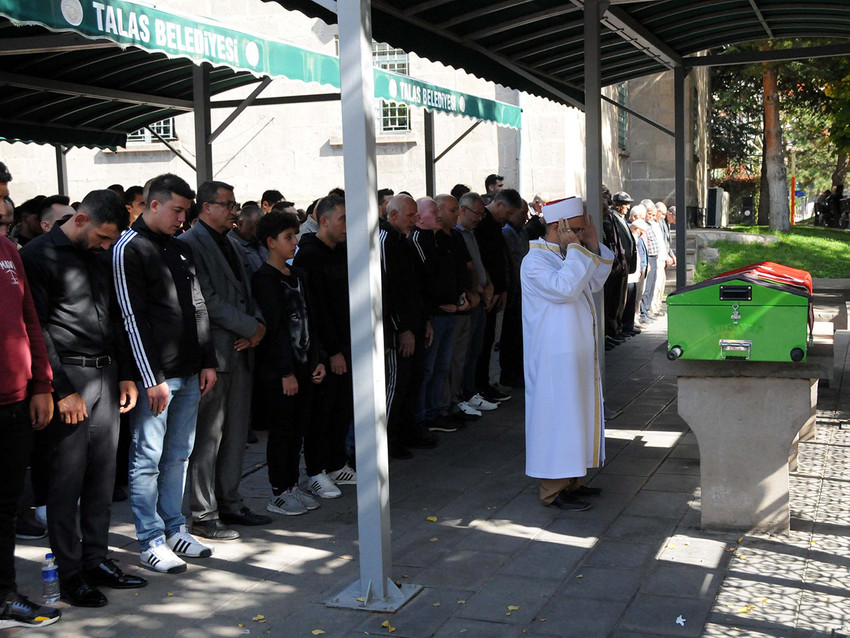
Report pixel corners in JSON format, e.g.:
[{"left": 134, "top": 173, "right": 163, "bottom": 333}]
[
  {"left": 20, "top": 224, "right": 123, "bottom": 399},
  {"left": 199, "top": 219, "right": 242, "bottom": 281}
]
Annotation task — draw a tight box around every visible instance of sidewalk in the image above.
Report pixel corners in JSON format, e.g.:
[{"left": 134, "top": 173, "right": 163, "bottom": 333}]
[{"left": 9, "top": 318, "right": 850, "bottom": 637}]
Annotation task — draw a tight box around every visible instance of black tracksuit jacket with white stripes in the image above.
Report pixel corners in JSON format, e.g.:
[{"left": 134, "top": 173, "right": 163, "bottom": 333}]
[
  {"left": 112, "top": 217, "right": 217, "bottom": 388},
  {"left": 379, "top": 219, "right": 426, "bottom": 349}
]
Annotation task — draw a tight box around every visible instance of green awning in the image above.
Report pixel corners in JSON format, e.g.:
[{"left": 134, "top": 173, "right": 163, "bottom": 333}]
[{"left": 0, "top": 0, "right": 521, "bottom": 129}]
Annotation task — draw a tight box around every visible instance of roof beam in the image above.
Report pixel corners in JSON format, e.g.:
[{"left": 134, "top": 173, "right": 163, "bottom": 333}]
[
  {"left": 747, "top": 0, "right": 774, "bottom": 39},
  {"left": 209, "top": 77, "right": 272, "bottom": 143},
  {"left": 602, "top": 4, "right": 683, "bottom": 68},
  {"left": 600, "top": 93, "right": 673, "bottom": 136},
  {"left": 439, "top": 0, "right": 536, "bottom": 31},
  {"left": 0, "top": 71, "right": 194, "bottom": 111},
  {"left": 0, "top": 33, "right": 114, "bottom": 55},
  {"left": 465, "top": 5, "right": 577, "bottom": 41},
  {"left": 685, "top": 42, "right": 850, "bottom": 67},
  {"left": 210, "top": 92, "right": 341, "bottom": 108},
  {"left": 370, "top": 0, "right": 586, "bottom": 109}
]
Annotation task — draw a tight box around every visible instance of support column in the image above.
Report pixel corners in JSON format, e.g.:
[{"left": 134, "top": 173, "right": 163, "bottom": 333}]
[
  {"left": 424, "top": 110, "right": 435, "bottom": 197},
  {"left": 193, "top": 63, "right": 213, "bottom": 184},
  {"left": 55, "top": 145, "right": 68, "bottom": 196},
  {"left": 584, "top": 0, "right": 607, "bottom": 375},
  {"left": 326, "top": 0, "right": 420, "bottom": 612},
  {"left": 674, "top": 65, "right": 687, "bottom": 289}
]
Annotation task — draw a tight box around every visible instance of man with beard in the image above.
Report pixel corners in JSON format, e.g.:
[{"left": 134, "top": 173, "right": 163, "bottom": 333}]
[{"left": 21, "top": 190, "right": 145, "bottom": 607}]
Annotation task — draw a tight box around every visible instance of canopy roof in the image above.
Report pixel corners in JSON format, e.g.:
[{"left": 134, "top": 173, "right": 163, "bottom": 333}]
[
  {"left": 265, "top": 0, "right": 850, "bottom": 108},
  {"left": 0, "top": 0, "right": 521, "bottom": 149}
]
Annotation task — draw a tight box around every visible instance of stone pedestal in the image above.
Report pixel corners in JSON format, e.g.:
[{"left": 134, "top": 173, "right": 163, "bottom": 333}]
[
  {"left": 678, "top": 376, "right": 817, "bottom": 532},
  {"left": 653, "top": 347, "right": 828, "bottom": 533}
]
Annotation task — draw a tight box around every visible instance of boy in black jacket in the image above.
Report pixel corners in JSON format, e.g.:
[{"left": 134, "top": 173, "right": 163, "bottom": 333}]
[{"left": 252, "top": 212, "right": 329, "bottom": 516}]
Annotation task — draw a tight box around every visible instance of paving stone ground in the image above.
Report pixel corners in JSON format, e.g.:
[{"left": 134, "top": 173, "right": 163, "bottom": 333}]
[{"left": 7, "top": 316, "right": 850, "bottom": 637}]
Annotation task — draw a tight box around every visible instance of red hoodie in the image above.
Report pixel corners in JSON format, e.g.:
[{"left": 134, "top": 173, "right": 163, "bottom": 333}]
[{"left": 0, "top": 235, "right": 52, "bottom": 404}]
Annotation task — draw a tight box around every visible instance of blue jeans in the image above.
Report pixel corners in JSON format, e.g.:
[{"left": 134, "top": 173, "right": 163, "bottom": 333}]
[
  {"left": 416, "top": 315, "right": 457, "bottom": 423},
  {"left": 129, "top": 375, "right": 201, "bottom": 550}
]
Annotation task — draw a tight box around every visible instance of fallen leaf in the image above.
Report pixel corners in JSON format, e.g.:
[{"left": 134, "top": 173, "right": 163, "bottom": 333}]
[
  {"left": 576, "top": 574, "right": 583, "bottom": 579},
  {"left": 539, "top": 618, "right": 547, "bottom": 622},
  {"left": 736, "top": 604, "right": 755, "bottom": 614},
  {"left": 433, "top": 602, "right": 440, "bottom": 607},
  {"left": 252, "top": 615, "right": 265, "bottom": 622},
  {"left": 426, "top": 516, "right": 438, "bottom": 522},
  {"left": 402, "top": 574, "right": 408, "bottom": 578},
  {"left": 667, "top": 543, "right": 677, "bottom": 549},
  {"left": 311, "top": 632, "right": 326, "bottom": 636},
  {"left": 505, "top": 612, "right": 511, "bottom": 616},
  {"left": 457, "top": 600, "right": 466, "bottom": 605},
  {"left": 167, "top": 592, "right": 174, "bottom": 597},
  {"left": 238, "top": 624, "right": 244, "bottom": 628},
  {"left": 380, "top": 619, "right": 397, "bottom": 632},
  {"left": 759, "top": 598, "right": 769, "bottom": 604},
  {"left": 508, "top": 606, "right": 520, "bottom": 611},
  {"left": 737, "top": 536, "right": 744, "bottom": 543},
  {"left": 429, "top": 537, "right": 439, "bottom": 542},
  {"left": 356, "top": 597, "right": 366, "bottom": 602}
]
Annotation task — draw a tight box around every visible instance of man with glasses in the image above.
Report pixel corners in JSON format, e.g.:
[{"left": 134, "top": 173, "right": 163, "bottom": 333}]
[{"left": 179, "top": 181, "right": 270, "bottom": 541}]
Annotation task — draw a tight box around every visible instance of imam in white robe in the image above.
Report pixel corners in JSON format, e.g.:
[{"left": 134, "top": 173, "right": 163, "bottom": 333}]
[{"left": 521, "top": 239, "right": 614, "bottom": 479}]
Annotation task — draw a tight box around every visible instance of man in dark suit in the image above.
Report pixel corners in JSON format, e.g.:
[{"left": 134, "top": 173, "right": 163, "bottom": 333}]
[
  {"left": 611, "top": 192, "right": 639, "bottom": 337},
  {"left": 179, "top": 181, "right": 270, "bottom": 540}
]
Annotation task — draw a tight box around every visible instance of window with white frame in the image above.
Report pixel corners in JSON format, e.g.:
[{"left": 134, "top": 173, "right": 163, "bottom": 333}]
[
  {"left": 332, "top": 38, "right": 411, "bottom": 133},
  {"left": 128, "top": 118, "right": 177, "bottom": 143}
]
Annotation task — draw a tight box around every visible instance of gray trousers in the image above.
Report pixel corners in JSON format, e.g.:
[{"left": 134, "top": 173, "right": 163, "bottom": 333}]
[
  {"left": 47, "top": 363, "right": 119, "bottom": 579},
  {"left": 188, "top": 352, "right": 252, "bottom": 521},
  {"left": 443, "top": 313, "right": 472, "bottom": 413}
]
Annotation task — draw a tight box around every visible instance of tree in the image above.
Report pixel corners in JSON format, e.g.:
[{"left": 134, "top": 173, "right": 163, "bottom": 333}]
[{"left": 759, "top": 62, "right": 790, "bottom": 230}]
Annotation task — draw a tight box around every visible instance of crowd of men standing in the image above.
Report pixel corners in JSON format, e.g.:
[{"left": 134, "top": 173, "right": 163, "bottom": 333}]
[{"left": 0, "top": 159, "right": 675, "bottom": 630}]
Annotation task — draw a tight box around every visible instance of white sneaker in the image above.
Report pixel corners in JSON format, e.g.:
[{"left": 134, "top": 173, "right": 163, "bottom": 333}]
[
  {"left": 327, "top": 463, "right": 357, "bottom": 485},
  {"left": 307, "top": 471, "right": 342, "bottom": 499},
  {"left": 468, "top": 394, "right": 498, "bottom": 411},
  {"left": 290, "top": 485, "right": 320, "bottom": 510},
  {"left": 34, "top": 505, "right": 47, "bottom": 528},
  {"left": 457, "top": 401, "right": 482, "bottom": 417},
  {"left": 267, "top": 489, "right": 308, "bottom": 516},
  {"left": 141, "top": 535, "right": 187, "bottom": 574},
  {"left": 166, "top": 525, "right": 213, "bottom": 558}
]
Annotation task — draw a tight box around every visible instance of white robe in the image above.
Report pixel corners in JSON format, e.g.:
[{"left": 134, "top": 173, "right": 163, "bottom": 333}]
[{"left": 521, "top": 239, "right": 614, "bottom": 479}]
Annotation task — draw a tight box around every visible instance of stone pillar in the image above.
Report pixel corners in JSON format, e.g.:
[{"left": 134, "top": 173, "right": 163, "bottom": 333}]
[{"left": 678, "top": 376, "right": 818, "bottom": 532}]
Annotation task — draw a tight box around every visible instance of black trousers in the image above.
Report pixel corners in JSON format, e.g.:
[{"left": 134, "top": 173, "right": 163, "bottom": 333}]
[
  {"left": 0, "top": 401, "right": 35, "bottom": 596},
  {"left": 47, "top": 363, "right": 119, "bottom": 580},
  {"left": 257, "top": 369, "right": 314, "bottom": 492},
  {"left": 475, "top": 307, "right": 499, "bottom": 391},
  {"left": 311, "top": 363, "right": 352, "bottom": 475},
  {"left": 623, "top": 282, "right": 639, "bottom": 332},
  {"left": 385, "top": 339, "right": 424, "bottom": 444},
  {"left": 604, "top": 269, "right": 627, "bottom": 336},
  {"left": 499, "top": 297, "right": 523, "bottom": 383}
]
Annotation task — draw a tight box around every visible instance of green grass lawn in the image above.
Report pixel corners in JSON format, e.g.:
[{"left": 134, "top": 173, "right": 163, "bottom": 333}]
[{"left": 694, "top": 226, "right": 850, "bottom": 281}]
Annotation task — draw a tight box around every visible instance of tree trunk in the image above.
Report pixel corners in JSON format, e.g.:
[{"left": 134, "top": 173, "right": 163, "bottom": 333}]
[
  {"left": 762, "top": 62, "right": 790, "bottom": 231},
  {"left": 757, "top": 153, "right": 769, "bottom": 225},
  {"left": 832, "top": 151, "right": 849, "bottom": 187}
]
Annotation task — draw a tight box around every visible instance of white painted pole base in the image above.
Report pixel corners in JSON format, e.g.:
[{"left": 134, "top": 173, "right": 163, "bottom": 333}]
[{"left": 326, "top": 579, "right": 422, "bottom": 612}]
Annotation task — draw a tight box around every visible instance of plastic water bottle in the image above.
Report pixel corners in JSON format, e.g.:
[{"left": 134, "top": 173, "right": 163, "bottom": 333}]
[{"left": 42, "top": 553, "right": 59, "bottom": 604}]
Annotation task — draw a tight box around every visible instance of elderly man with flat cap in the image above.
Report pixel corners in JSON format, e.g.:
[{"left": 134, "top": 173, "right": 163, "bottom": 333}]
[{"left": 521, "top": 197, "right": 613, "bottom": 511}]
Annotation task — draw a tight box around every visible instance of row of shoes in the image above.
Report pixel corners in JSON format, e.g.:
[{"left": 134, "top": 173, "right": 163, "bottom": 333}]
[
  {"left": 389, "top": 384, "right": 513, "bottom": 460},
  {"left": 605, "top": 325, "right": 642, "bottom": 351}
]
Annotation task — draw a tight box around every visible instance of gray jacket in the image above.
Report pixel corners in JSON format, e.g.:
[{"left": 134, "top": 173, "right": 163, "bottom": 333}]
[{"left": 179, "top": 222, "right": 263, "bottom": 371}]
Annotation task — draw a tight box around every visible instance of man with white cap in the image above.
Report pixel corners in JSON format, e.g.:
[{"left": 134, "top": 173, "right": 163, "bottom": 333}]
[{"left": 521, "top": 196, "right": 614, "bottom": 511}]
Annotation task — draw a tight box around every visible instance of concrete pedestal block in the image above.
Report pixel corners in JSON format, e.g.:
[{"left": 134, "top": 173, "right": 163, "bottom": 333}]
[{"left": 678, "top": 376, "right": 818, "bottom": 533}]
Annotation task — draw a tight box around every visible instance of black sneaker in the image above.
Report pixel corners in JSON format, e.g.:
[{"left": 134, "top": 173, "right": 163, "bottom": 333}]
[
  {"left": 0, "top": 592, "right": 60, "bottom": 629},
  {"left": 482, "top": 384, "right": 511, "bottom": 403},
  {"left": 428, "top": 417, "right": 459, "bottom": 433},
  {"left": 15, "top": 519, "right": 46, "bottom": 540}
]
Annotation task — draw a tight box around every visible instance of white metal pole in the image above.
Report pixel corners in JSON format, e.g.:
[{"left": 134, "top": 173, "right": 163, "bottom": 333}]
[
  {"left": 326, "top": 0, "right": 421, "bottom": 612},
  {"left": 585, "top": 0, "right": 607, "bottom": 378}
]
